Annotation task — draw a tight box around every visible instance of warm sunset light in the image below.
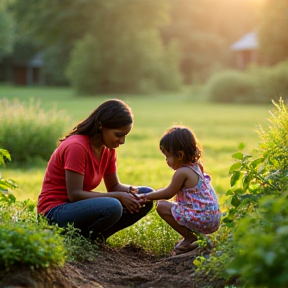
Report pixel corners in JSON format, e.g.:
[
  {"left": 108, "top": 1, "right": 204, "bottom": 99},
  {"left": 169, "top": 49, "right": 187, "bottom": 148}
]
[{"left": 1, "top": 0, "right": 288, "bottom": 286}]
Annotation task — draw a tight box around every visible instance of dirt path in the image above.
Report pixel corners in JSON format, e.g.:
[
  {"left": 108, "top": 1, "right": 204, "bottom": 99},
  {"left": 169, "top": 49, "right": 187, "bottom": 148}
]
[{"left": 0, "top": 245, "right": 227, "bottom": 288}]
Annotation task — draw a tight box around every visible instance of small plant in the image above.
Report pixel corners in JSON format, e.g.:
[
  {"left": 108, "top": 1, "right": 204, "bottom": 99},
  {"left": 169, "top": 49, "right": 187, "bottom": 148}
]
[
  {"left": 0, "top": 221, "right": 66, "bottom": 269},
  {"left": 227, "top": 196, "right": 288, "bottom": 288},
  {"left": 63, "top": 223, "right": 99, "bottom": 262},
  {"left": 0, "top": 148, "right": 17, "bottom": 193},
  {"left": 0, "top": 148, "right": 67, "bottom": 270}
]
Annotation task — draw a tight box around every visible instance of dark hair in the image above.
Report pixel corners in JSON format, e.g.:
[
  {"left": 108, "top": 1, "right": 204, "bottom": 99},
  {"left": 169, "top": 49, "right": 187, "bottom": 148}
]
[
  {"left": 59, "top": 99, "right": 133, "bottom": 143},
  {"left": 160, "top": 126, "right": 202, "bottom": 164}
]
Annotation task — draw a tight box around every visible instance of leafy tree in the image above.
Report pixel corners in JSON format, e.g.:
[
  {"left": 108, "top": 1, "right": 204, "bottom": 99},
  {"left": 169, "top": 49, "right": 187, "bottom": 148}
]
[
  {"left": 0, "top": 1, "right": 15, "bottom": 60},
  {"left": 258, "top": 0, "right": 288, "bottom": 65},
  {"left": 258, "top": 0, "right": 288, "bottom": 64},
  {"left": 66, "top": 1, "right": 182, "bottom": 94},
  {"left": 162, "top": 0, "right": 261, "bottom": 83},
  {"left": 11, "top": 0, "right": 182, "bottom": 93}
]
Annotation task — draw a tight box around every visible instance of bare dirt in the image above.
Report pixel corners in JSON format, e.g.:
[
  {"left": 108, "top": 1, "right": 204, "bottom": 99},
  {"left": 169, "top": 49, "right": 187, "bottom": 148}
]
[{"left": 0, "top": 244, "right": 229, "bottom": 288}]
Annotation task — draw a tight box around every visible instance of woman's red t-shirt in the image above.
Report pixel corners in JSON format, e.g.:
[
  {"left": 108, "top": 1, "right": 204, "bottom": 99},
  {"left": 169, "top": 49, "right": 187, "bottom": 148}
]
[{"left": 37, "top": 135, "right": 117, "bottom": 215}]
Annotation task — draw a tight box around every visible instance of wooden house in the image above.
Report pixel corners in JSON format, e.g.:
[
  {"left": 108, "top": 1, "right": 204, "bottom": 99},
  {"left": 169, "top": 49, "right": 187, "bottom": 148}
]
[
  {"left": 12, "top": 52, "right": 43, "bottom": 85},
  {"left": 230, "top": 32, "right": 258, "bottom": 69}
]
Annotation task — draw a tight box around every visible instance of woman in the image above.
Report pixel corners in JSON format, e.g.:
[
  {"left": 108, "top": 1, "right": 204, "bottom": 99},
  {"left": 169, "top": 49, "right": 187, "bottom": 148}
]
[{"left": 37, "top": 99, "right": 153, "bottom": 241}]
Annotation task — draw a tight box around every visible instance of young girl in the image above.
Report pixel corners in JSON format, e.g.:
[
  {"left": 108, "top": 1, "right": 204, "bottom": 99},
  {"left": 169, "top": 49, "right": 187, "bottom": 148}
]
[{"left": 140, "top": 126, "right": 221, "bottom": 255}]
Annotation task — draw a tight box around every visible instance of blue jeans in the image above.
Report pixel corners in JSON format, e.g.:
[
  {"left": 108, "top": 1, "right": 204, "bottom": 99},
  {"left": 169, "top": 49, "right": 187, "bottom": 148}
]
[{"left": 45, "top": 186, "right": 154, "bottom": 240}]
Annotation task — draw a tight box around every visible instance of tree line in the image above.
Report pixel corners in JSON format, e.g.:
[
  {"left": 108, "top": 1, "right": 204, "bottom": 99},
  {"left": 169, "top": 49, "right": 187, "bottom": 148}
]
[{"left": 0, "top": 0, "right": 287, "bottom": 94}]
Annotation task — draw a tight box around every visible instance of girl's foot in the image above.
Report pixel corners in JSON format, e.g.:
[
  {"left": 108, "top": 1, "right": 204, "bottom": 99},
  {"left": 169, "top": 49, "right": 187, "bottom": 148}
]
[
  {"left": 175, "top": 235, "right": 197, "bottom": 249},
  {"left": 171, "top": 241, "right": 199, "bottom": 256}
]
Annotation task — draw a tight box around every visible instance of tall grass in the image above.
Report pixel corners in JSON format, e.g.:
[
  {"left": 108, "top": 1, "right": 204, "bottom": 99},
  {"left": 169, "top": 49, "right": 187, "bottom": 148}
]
[
  {"left": 0, "top": 85, "right": 273, "bottom": 253},
  {"left": 0, "top": 85, "right": 271, "bottom": 203}
]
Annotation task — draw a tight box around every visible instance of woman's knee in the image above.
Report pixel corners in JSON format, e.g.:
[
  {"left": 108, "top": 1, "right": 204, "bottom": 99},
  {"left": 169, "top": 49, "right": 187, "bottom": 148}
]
[
  {"left": 99, "top": 197, "right": 123, "bottom": 219},
  {"left": 79, "top": 197, "right": 123, "bottom": 224},
  {"left": 137, "top": 186, "right": 154, "bottom": 194}
]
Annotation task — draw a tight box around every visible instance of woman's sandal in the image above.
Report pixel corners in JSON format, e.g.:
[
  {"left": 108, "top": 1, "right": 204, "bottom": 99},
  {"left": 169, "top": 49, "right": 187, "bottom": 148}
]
[{"left": 171, "top": 241, "right": 199, "bottom": 256}]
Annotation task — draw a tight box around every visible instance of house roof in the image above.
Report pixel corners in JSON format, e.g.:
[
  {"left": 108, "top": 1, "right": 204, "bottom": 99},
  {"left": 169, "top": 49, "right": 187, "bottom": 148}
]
[{"left": 230, "top": 32, "right": 258, "bottom": 51}]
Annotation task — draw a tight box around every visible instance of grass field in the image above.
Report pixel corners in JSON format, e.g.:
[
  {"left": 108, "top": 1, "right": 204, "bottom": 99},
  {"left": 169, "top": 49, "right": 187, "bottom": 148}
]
[{"left": 0, "top": 84, "right": 273, "bottom": 208}]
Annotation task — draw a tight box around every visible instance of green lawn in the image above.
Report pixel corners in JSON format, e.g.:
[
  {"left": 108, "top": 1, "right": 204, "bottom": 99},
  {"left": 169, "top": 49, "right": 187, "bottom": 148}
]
[{"left": 1, "top": 84, "right": 272, "bottom": 208}]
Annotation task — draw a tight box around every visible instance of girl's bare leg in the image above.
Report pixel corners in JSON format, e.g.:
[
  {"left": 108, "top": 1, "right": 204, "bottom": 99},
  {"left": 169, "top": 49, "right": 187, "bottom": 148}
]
[{"left": 156, "top": 200, "right": 197, "bottom": 247}]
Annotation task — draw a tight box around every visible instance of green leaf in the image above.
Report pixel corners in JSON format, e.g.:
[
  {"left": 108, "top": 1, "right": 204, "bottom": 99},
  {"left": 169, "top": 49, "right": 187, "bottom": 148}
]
[
  {"left": 243, "top": 155, "right": 252, "bottom": 161},
  {"left": 238, "top": 142, "right": 245, "bottom": 150},
  {"left": 233, "top": 188, "right": 244, "bottom": 196},
  {"left": 226, "top": 189, "right": 234, "bottom": 196},
  {"left": 229, "top": 162, "right": 242, "bottom": 174},
  {"left": 231, "top": 195, "right": 241, "bottom": 207},
  {"left": 228, "top": 207, "right": 236, "bottom": 216},
  {"left": 0, "top": 149, "right": 11, "bottom": 166},
  {"left": 230, "top": 171, "right": 241, "bottom": 187},
  {"left": 193, "top": 256, "right": 206, "bottom": 267},
  {"left": 243, "top": 174, "right": 252, "bottom": 191},
  {"left": 232, "top": 152, "right": 244, "bottom": 160},
  {"left": 222, "top": 216, "right": 233, "bottom": 223},
  {"left": 251, "top": 158, "right": 264, "bottom": 168}
]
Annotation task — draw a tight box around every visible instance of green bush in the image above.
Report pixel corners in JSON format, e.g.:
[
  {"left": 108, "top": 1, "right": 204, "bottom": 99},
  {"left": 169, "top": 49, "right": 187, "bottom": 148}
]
[
  {"left": 207, "top": 61, "right": 288, "bottom": 104},
  {"left": 0, "top": 222, "right": 66, "bottom": 269},
  {"left": 0, "top": 148, "right": 98, "bottom": 269},
  {"left": 207, "top": 70, "right": 256, "bottom": 103},
  {"left": 197, "top": 99, "right": 288, "bottom": 286},
  {"left": 0, "top": 98, "right": 70, "bottom": 165},
  {"left": 257, "top": 98, "right": 288, "bottom": 190},
  {"left": 227, "top": 196, "right": 288, "bottom": 288},
  {"left": 248, "top": 61, "right": 288, "bottom": 103}
]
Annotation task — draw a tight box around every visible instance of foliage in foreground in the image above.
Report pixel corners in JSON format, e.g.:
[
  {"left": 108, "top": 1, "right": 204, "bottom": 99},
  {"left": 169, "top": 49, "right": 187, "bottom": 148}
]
[
  {"left": 0, "top": 149, "right": 98, "bottom": 270},
  {"left": 228, "top": 196, "right": 288, "bottom": 288},
  {"left": 197, "top": 99, "right": 288, "bottom": 287},
  {"left": 0, "top": 221, "right": 66, "bottom": 269},
  {"left": 0, "top": 98, "right": 70, "bottom": 165},
  {"left": 0, "top": 193, "right": 98, "bottom": 269}
]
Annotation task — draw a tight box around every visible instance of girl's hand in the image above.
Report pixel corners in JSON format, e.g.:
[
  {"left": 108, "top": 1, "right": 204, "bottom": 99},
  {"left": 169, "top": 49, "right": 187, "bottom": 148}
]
[
  {"left": 137, "top": 194, "right": 148, "bottom": 206},
  {"left": 120, "top": 192, "right": 142, "bottom": 214}
]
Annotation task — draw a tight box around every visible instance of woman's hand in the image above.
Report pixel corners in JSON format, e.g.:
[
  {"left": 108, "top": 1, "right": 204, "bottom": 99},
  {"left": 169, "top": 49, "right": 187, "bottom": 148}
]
[
  {"left": 120, "top": 192, "right": 142, "bottom": 214},
  {"left": 137, "top": 194, "right": 148, "bottom": 206},
  {"left": 129, "top": 186, "right": 139, "bottom": 194}
]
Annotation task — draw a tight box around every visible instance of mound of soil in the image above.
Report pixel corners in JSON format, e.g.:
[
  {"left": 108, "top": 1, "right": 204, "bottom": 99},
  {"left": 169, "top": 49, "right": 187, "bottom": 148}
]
[{"left": 0, "top": 245, "right": 228, "bottom": 288}]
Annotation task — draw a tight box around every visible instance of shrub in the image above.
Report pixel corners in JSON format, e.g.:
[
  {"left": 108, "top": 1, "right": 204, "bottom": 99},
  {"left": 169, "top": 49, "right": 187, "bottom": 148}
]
[
  {"left": 0, "top": 222, "right": 66, "bottom": 269},
  {"left": 207, "top": 70, "right": 256, "bottom": 103},
  {"left": 0, "top": 148, "right": 98, "bottom": 269},
  {"left": 0, "top": 149, "right": 67, "bottom": 269},
  {"left": 0, "top": 98, "right": 70, "bottom": 165},
  {"left": 257, "top": 98, "right": 288, "bottom": 190},
  {"left": 248, "top": 61, "right": 288, "bottom": 103},
  {"left": 227, "top": 196, "right": 288, "bottom": 288},
  {"left": 197, "top": 99, "right": 288, "bottom": 286}
]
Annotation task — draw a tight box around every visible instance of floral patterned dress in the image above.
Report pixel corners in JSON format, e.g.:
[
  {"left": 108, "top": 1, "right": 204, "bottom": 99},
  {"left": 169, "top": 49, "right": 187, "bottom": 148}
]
[{"left": 171, "top": 163, "right": 221, "bottom": 234}]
